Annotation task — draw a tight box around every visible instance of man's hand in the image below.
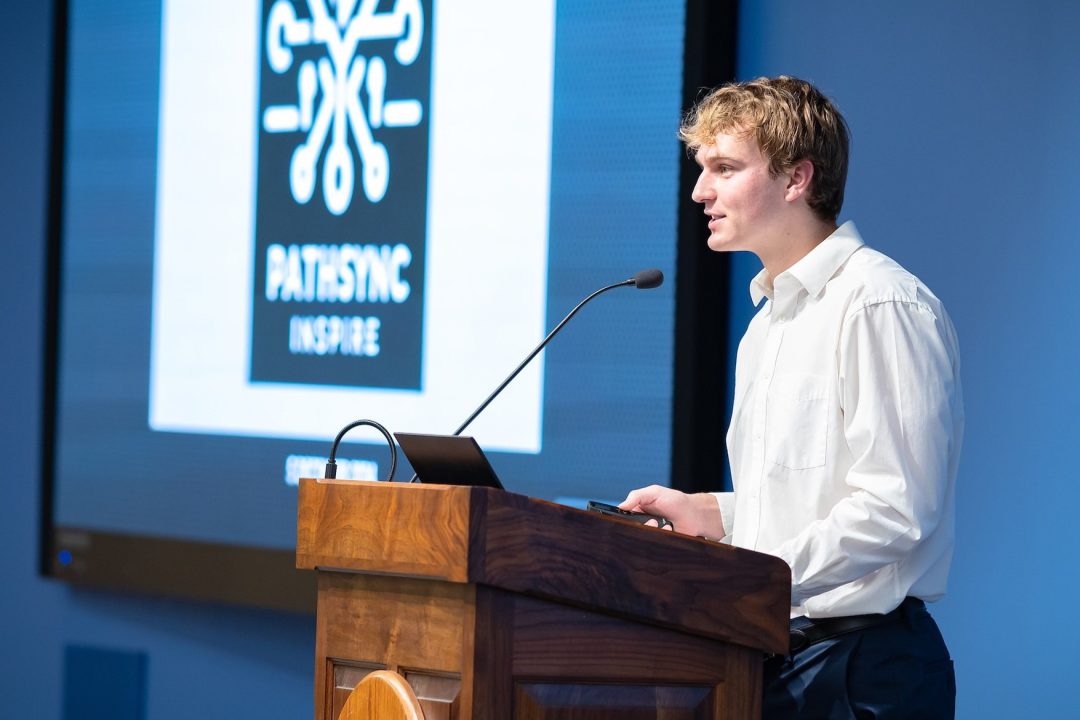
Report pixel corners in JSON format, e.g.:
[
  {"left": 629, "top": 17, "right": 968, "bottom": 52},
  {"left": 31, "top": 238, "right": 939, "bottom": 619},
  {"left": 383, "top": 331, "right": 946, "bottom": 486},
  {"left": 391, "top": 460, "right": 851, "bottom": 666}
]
[{"left": 619, "top": 486, "right": 726, "bottom": 539}]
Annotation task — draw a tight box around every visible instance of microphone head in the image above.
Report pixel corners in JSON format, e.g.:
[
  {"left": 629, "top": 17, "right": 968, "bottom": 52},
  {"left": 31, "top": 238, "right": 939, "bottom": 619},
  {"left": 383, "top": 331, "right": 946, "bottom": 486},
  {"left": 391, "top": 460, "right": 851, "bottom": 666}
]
[{"left": 631, "top": 268, "right": 664, "bottom": 289}]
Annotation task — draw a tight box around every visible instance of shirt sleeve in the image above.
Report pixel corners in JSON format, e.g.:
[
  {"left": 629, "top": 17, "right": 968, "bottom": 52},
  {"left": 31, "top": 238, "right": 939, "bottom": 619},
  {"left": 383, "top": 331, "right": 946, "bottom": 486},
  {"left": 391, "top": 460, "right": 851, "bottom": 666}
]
[
  {"left": 772, "top": 298, "right": 963, "bottom": 605},
  {"left": 710, "top": 491, "right": 736, "bottom": 542}
]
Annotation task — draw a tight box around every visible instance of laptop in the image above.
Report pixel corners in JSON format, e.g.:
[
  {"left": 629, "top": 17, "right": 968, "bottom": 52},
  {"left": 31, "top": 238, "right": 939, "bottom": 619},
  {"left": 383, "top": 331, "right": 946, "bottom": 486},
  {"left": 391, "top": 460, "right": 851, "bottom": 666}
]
[{"left": 393, "top": 433, "right": 505, "bottom": 490}]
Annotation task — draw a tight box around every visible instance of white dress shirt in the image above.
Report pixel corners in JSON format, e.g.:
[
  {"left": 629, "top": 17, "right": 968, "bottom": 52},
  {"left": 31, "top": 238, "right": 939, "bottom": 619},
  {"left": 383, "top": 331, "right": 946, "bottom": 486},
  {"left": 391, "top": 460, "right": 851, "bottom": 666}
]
[{"left": 714, "top": 222, "right": 964, "bottom": 619}]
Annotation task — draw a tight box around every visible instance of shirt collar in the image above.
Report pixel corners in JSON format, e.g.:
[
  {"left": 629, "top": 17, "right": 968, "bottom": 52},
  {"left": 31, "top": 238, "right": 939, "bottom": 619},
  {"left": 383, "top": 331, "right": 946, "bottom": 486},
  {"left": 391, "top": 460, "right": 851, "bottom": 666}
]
[{"left": 749, "top": 221, "right": 865, "bottom": 306}]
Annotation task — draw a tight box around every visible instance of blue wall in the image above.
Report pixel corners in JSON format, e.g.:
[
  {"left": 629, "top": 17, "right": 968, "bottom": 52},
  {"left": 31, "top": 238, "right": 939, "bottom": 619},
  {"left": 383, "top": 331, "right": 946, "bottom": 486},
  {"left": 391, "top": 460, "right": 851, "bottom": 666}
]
[
  {"left": 732, "top": 2, "right": 1080, "bottom": 717},
  {"left": 4, "top": 2, "right": 1078, "bottom": 718}
]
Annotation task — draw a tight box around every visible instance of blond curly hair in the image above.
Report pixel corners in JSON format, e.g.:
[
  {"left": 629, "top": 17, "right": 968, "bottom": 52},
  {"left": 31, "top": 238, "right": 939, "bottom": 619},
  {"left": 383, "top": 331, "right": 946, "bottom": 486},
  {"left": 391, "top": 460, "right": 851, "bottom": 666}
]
[{"left": 680, "top": 76, "right": 850, "bottom": 223}]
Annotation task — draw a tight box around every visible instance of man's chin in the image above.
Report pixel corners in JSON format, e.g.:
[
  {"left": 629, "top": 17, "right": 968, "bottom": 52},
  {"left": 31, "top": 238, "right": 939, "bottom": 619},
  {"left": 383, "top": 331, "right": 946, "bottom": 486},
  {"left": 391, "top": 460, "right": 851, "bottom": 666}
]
[{"left": 706, "top": 233, "right": 737, "bottom": 253}]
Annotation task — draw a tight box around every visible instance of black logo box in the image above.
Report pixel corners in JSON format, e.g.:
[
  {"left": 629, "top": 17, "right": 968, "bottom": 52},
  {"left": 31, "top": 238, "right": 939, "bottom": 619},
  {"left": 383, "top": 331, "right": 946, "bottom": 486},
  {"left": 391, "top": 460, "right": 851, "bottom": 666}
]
[{"left": 250, "top": 0, "right": 433, "bottom": 390}]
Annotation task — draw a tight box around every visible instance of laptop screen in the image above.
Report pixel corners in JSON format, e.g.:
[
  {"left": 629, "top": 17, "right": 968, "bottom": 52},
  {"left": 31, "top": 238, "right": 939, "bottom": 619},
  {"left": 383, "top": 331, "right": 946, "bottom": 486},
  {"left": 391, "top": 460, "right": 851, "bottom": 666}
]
[{"left": 394, "top": 433, "right": 505, "bottom": 490}]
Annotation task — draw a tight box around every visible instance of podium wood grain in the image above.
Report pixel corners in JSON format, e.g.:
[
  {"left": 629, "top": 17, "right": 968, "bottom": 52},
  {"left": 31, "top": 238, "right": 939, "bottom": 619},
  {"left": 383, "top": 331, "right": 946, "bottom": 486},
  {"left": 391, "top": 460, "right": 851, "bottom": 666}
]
[
  {"left": 297, "top": 479, "right": 790, "bottom": 719},
  {"left": 338, "top": 670, "right": 426, "bottom": 720}
]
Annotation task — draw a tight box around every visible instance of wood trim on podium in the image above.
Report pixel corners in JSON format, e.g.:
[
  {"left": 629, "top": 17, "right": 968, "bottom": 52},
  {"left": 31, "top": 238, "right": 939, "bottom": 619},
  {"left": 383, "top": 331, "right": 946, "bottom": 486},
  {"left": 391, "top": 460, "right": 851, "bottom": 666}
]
[
  {"left": 338, "top": 670, "right": 426, "bottom": 720},
  {"left": 297, "top": 479, "right": 791, "bottom": 719},
  {"left": 297, "top": 479, "right": 790, "bottom": 652}
]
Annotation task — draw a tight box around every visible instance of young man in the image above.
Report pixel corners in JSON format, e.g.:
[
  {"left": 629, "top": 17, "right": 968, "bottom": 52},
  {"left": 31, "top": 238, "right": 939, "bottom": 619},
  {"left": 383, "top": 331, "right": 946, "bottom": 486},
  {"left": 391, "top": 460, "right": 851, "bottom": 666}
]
[{"left": 621, "top": 77, "right": 963, "bottom": 718}]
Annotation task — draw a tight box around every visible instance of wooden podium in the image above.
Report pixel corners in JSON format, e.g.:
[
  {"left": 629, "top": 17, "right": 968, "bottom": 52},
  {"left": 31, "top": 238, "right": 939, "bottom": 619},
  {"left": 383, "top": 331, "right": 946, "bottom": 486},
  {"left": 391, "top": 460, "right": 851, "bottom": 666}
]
[{"left": 296, "top": 479, "right": 791, "bottom": 719}]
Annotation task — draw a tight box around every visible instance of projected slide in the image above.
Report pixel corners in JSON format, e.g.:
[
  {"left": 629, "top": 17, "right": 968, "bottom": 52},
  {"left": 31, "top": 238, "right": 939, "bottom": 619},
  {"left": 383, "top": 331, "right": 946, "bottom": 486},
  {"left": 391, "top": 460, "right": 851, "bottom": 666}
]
[
  {"left": 150, "top": 0, "right": 555, "bottom": 452},
  {"left": 52, "top": 0, "right": 682, "bottom": 556}
]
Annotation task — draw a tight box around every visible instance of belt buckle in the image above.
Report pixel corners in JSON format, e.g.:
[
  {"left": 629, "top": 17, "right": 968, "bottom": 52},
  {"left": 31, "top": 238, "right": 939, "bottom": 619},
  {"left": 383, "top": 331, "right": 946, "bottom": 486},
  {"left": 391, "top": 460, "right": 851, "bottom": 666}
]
[{"left": 789, "top": 628, "right": 809, "bottom": 654}]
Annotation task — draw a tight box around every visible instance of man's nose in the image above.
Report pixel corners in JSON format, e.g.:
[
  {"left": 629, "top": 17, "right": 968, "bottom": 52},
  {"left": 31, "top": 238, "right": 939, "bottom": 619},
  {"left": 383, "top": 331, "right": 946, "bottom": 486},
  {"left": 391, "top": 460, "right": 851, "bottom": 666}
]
[{"left": 691, "top": 173, "right": 711, "bottom": 203}]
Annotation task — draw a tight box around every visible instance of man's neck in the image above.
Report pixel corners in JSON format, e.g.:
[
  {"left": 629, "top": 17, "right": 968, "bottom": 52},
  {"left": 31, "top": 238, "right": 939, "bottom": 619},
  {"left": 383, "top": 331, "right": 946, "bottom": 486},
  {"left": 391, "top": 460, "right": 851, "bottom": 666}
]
[{"left": 758, "top": 219, "right": 838, "bottom": 280}]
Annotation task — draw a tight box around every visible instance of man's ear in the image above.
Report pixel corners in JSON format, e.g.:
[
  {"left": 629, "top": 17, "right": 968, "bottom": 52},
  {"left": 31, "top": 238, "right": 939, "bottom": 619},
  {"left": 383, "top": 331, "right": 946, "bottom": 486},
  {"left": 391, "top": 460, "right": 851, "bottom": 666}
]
[{"left": 785, "top": 159, "right": 815, "bottom": 203}]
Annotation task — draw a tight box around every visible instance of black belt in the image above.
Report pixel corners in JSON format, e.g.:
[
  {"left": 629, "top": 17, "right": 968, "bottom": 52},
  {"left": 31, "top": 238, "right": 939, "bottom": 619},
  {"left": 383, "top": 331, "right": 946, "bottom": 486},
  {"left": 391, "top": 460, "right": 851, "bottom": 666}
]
[{"left": 787, "top": 597, "right": 925, "bottom": 655}]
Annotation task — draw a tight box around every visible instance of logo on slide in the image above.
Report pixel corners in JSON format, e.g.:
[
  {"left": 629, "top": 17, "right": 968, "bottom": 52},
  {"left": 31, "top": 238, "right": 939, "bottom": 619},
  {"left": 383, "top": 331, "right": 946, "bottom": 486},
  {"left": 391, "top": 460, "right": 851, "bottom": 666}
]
[
  {"left": 261, "top": 0, "right": 426, "bottom": 214},
  {"left": 250, "top": 0, "right": 432, "bottom": 390}
]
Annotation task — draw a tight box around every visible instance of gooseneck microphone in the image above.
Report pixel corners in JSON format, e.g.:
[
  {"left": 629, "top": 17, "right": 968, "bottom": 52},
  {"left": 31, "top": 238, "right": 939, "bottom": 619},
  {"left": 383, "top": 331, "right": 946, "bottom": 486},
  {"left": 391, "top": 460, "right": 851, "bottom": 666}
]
[
  {"left": 323, "top": 269, "right": 663, "bottom": 483},
  {"left": 405, "top": 268, "right": 665, "bottom": 482},
  {"left": 451, "top": 268, "right": 664, "bottom": 437},
  {"left": 631, "top": 268, "right": 664, "bottom": 290}
]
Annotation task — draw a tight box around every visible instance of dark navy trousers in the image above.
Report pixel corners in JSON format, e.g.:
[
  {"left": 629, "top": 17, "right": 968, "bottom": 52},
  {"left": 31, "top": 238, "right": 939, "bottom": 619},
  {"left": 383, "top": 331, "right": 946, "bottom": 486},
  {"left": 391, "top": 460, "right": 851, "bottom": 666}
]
[{"left": 763, "top": 601, "right": 955, "bottom": 719}]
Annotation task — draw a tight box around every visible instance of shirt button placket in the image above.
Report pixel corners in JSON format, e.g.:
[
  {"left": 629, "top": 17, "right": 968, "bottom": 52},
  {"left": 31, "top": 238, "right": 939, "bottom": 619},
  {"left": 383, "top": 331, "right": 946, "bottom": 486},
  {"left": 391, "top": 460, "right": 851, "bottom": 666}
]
[{"left": 745, "top": 314, "right": 784, "bottom": 549}]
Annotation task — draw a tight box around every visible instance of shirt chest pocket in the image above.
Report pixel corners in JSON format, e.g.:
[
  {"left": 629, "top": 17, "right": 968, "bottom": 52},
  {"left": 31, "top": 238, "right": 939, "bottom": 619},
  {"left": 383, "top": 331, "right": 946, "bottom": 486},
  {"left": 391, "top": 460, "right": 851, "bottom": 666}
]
[{"left": 765, "top": 373, "right": 830, "bottom": 470}]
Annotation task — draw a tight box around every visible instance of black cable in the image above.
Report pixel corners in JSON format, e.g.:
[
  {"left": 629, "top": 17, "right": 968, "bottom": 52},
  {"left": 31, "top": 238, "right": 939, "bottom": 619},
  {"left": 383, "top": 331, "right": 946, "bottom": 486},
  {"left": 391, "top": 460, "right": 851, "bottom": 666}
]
[{"left": 325, "top": 419, "right": 397, "bottom": 482}]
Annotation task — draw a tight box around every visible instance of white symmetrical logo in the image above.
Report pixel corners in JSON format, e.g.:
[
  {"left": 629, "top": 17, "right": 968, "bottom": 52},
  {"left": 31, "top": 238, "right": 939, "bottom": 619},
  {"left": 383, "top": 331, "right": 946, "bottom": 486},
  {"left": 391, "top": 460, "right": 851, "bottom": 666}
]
[{"left": 262, "top": 0, "right": 424, "bottom": 215}]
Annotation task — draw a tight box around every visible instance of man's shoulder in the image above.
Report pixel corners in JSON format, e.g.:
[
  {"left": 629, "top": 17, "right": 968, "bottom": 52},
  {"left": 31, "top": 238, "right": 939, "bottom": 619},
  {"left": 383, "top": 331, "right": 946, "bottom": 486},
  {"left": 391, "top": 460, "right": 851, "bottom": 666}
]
[{"left": 833, "top": 245, "right": 937, "bottom": 312}]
